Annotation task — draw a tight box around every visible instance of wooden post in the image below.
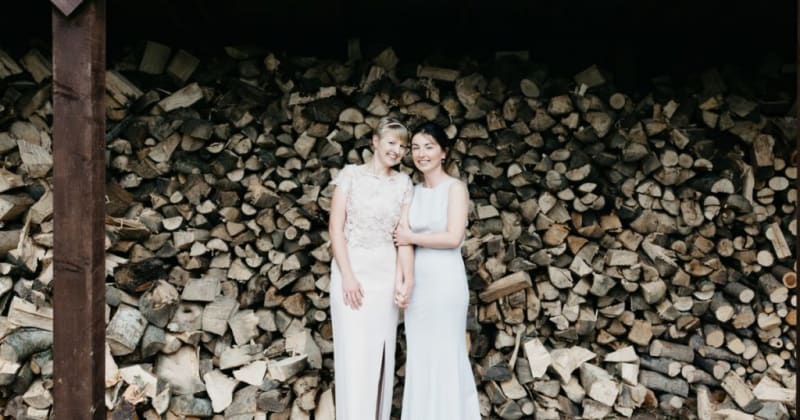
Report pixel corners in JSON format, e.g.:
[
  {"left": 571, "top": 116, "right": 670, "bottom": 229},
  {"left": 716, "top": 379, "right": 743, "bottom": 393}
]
[
  {"left": 796, "top": 0, "right": 799, "bottom": 407},
  {"left": 52, "top": 0, "right": 106, "bottom": 418}
]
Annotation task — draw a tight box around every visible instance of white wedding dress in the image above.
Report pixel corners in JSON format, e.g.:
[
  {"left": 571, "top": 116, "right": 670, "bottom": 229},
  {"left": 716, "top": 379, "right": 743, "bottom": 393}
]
[
  {"left": 329, "top": 164, "right": 412, "bottom": 420},
  {"left": 401, "top": 177, "right": 481, "bottom": 420}
]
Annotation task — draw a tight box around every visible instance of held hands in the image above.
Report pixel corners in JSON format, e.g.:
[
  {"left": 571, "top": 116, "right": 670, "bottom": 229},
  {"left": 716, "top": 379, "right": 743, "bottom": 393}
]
[
  {"left": 394, "top": 280, "right": 413, "bottom": 309},
  {"left": 393, "top": 224, "right": 414, "bottom": 247},
  {"left": 342, "top": 275, "right": 364, "bottom": 310}
]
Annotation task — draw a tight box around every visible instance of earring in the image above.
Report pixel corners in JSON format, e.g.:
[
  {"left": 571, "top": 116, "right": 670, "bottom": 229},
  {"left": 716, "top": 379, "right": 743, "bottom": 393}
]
[{"left": 441, "top": 159, "right": 446, "bottom": 163}]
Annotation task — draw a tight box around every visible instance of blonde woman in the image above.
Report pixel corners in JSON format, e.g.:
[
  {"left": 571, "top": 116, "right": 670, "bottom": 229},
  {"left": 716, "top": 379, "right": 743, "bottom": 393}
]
[
  {"left": 328, "top": 117, "right": 415, "bottom": 420},
  {"left": 394, "top": 122, "right": 480, "bottom": 420}
]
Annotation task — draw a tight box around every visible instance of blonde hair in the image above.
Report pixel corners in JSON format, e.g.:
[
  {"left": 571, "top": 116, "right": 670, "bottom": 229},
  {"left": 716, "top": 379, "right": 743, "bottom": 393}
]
[{"left": 374, "top": 117, "right": 409, "bottom": 143}]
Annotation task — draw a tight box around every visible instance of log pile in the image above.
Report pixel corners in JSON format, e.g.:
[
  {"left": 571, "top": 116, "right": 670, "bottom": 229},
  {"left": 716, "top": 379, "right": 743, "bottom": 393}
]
[{"left": 0, "top": 40, "right": 796, "bottom": 419}]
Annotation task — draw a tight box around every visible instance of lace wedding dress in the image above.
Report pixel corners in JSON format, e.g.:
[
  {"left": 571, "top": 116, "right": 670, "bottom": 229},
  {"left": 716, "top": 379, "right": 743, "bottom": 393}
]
[{"left": 329, "top": 164, "right": 412, "bottom": 420}]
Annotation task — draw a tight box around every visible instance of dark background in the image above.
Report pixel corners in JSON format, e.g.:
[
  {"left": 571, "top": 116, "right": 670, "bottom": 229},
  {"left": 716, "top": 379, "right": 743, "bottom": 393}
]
[{"left": 0, "top": 0, "right": 796, "bottom": 90}]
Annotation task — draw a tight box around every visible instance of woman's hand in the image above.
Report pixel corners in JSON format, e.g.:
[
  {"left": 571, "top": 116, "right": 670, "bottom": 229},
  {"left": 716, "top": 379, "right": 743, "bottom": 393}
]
[
  {"left": 342, "top": 275, "right": 364, "bottom": 310},
  {"left": 393, "top": 225, "right": 414, "bottom": 247},
  {"left": 394, "top": 279, "right": 413, "bottom": 309}
]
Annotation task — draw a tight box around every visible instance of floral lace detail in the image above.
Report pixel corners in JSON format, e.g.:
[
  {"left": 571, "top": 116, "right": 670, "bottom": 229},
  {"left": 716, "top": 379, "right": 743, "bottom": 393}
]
[{"left": 331, "top": 164, "right": 412, "bottom": 249}]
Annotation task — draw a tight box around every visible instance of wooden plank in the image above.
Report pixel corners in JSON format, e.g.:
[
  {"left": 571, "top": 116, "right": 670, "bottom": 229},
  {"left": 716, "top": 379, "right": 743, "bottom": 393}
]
[{"left": 52, "top": 0, "right": 106, "bottom": 418}]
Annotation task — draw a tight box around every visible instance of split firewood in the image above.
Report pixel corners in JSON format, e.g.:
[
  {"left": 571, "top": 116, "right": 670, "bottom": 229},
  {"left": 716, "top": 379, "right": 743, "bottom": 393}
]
[
  {"left": 139, "top": 41, "right": 171, "bottom": 75},
  {"left": 7, "top": 297, "right": 52, "bottom": 331},
  {"left": 721, "top": 371, "right": 762, "bottom": 413},
  {"left": 0, "top": 39, "right": 796, "bottom": 419},
  {"left": 203, "top": 370, "right": 237, "bottom": 413}
]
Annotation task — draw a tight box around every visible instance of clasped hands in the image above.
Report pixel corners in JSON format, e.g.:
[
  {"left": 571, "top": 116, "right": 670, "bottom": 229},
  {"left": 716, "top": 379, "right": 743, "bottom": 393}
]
[
  {"left": 343, "top": 226, "right": 415, "bottom": 310},
  {"left": 392, "top": 224, "right": 414, "bottom": 308},
  {"left": 344, "top": 275, "right": 412, "bottom": 309},
  {"left": 393, "top": 224, "right": 413, "bottom": 247}
]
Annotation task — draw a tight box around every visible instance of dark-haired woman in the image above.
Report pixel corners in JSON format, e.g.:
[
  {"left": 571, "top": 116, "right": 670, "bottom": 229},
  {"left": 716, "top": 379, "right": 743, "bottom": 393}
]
[{"left": 393, "top": 123, "right": 480, "bottom": 420}]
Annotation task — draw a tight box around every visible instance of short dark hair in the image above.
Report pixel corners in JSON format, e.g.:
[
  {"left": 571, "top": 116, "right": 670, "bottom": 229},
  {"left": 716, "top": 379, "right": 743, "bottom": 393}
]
[{"left": 413, "top": 122, "right": 452, "bottom": 154}]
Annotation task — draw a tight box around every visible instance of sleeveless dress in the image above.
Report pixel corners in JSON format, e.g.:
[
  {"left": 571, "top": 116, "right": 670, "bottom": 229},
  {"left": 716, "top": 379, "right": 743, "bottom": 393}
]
[
  {"left": 401, "top": 177, "right": 481, "bottom": 420},
  {"left": 329, "top": 164, "right": 412, "bottom": 420}
]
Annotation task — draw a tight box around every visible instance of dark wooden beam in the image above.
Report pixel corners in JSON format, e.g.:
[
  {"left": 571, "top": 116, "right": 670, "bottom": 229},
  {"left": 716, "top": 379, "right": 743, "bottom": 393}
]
[
  {"left": 52, "top": 0, "right": 106, "bottom": 418},
  {"left": 795, "top": 0, "right": 799, "bottom": 408},
  {"left": 50, "top": 0, "right": 86, "bottom": 17}
]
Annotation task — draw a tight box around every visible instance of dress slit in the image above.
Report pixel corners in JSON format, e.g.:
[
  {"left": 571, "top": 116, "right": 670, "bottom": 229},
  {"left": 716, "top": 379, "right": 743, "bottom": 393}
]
[{"left": 375, "top": 341, "right": 387, "bottom": 420}]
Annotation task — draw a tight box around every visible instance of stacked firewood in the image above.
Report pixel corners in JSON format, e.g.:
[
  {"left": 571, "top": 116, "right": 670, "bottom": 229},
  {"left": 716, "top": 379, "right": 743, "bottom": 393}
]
[{"left": 0, "top": 40, "right": 796, "bottom": 419}]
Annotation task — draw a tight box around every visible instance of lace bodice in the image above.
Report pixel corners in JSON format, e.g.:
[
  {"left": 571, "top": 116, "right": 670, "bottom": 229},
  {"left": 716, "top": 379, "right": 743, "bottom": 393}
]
[{"left": 331, "top": 164, "right": 413, "bottom": 249}]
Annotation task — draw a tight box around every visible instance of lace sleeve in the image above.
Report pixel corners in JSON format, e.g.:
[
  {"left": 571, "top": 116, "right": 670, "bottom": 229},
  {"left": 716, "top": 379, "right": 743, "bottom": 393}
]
[
  {"left": 400, "top": 174, "right": 413, "bottom": 206},
  {"left": 331, "top": 165, "right": 354, "bottom": 196}
]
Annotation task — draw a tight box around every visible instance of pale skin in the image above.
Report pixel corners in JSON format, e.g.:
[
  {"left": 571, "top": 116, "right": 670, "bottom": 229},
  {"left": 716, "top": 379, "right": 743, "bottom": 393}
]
[
  {"left": 328, "top": 132, "right": 415, "bottom": 310},
  {"left": 393, "top": 132, "right": 469, "bottom": 253}
]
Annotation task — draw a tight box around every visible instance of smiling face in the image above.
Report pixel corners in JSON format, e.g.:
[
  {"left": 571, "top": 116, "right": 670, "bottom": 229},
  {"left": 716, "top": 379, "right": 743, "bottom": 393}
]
[
  {"left": 372, "top": 132, "right": 408, "bottom": 168},
  {"left": 411, "top": 132, "right": 447, "bottom": 174}
]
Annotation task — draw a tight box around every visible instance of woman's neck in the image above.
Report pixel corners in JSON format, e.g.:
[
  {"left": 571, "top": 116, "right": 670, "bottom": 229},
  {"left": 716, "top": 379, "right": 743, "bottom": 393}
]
[
  {"left": 366, "top": 158, "right": 392, "bottom": 177},
  {"left": 423, "top": 169, "right": 449, "bottom": 188}
]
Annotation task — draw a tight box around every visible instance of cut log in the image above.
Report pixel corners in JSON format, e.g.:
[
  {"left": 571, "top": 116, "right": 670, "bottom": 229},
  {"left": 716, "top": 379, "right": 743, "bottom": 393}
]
[
  {"left": 649, "top": 340, "right": 694, "bottom": 363},
  {"left": 203, "top": 370, "right": 238, "bottom": 413},
  {"left": 523, "top": 338, "right": 550, "bottom": 379},
  {"left": 639, "top": 370, "right": 689, "bottom": 397},
  {"left": 285, "top": 329, "right": 322, "bottom": 370},
  {"left": 0, "top": 48, "right": 23, "bottom": 78},
  {"left": 549, "top": 346, "right": 595, "bottom": 383},
  {"left": 106, "top": 305, "right": 147, "bottom": 356},
  {"left": 639, "top": 356, "right": 681, "bottom": 377},
  {"left": 228, "top": 310, "right": 259, "bottom": 345},
  {"left": 0, "top": 194, "right": 34, "bottom": 222},
  {"left": 580, "top": 363, "right": 619, "bottom": 406},
  {"left": 7, "top": 297, "right": 52, "bottom": 331},
  {"left": 233, "top": 360, "right": 267, "bottom": 387},
  {"left": 766, "top": 223, "right": 792, "bottom": 260},
  {"left": 314, "top": 388, "right": 335, "bottom": 420},
  {"left": 139, "top": 280, "right": 180, "bottom": 328},
  {"left": 758, "top": 273, "right": 788, "bottom": 303},
  {"left": 219, "top": 344, "right": 263, "bottom": 370},
  {"left": 604, "top": 346, "right": 638, "bottom": 363},
  {"left": 479, "top": 271, "right": 532, "bottom": 302},
  {"left": 752, "top": 375, "right": 795, "bottom": 405},
  {"left": 267, "top": 355, "right": 308, "bottom": 382},
  {"left": 721, "top": 371, "right": 762, "bottom": 413},
  {"left": 139, "top": 41, "right": 171, "bottom": 74},
  {"left": 157, "top": 82, "right": 204, "bottom": 112},
  {"left": 723, "top": 282, "right": 755, "bottom": 304},
  {"left": 771, "top": 265, "right": 796, "bottom": 289},
  {"left": 202, "top": 296, "right": 239, "bottom": 336},
  {"left": 20, "top": 49, "right": 52, "bottom": 83},
  {"left": 155, "top": 346, "right": 205, "bottom": 396},
  {"left": 166, "top": 49, "right": 200, "bottom": 84}
]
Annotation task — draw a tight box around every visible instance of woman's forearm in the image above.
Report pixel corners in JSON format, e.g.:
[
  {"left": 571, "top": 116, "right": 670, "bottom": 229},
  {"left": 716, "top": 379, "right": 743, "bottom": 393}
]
[
  {"left": 330, "top": 229, "right": 355, "bottom": 279},
  {"left": 397, "top": 245, "right": 415, "bottom": 284},
  {"left": 409, "top": 231, "right": 463, "bottom": 249},
  {"left": 407, "top": 181, "right": 468, "bottom": 249}
]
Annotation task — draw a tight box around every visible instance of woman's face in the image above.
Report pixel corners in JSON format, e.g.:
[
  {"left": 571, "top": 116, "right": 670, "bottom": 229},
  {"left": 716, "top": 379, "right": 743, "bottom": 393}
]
[
  {"left": 411, "top": 133, "right": 446, "bottom": 173},
  {"left": 372, "top": 133, "right": 408, "bottom": 168}
]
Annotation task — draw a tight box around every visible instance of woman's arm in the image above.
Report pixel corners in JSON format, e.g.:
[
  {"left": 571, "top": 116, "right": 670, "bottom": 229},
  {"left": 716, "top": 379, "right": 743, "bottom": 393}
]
[
  {"left": 394, "top": 181, "right": 468, "bottom": 249},
  {"left": 329, "top": 184, "right": 363, "bottom": 309},
  {"left": 395, "top": 203, "right": 414, "bottom": 308}
]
